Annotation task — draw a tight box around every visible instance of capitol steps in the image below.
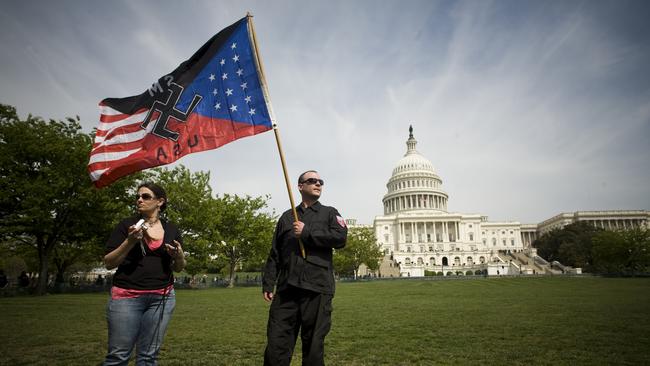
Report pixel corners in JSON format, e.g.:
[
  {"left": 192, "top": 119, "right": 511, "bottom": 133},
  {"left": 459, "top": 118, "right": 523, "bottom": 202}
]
[
  {"left": 378, "top": 255, "right": 401, "bottom": 278},
  {"left": 496, "top": 251, "right": 557, "bottom": 274}
]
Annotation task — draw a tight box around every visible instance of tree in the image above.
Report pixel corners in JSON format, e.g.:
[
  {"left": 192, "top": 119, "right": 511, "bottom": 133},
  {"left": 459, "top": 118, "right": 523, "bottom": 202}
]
[
  {"left": 155, "top": 166, "right": 275, "bottom": 284},
  {"left": 0, "top": 240, "right": 31, "bottom": 283},
  {"left": 154, "top": 165, "right": 216, "bottom": 278},
  {"left": 622, "top": 228, "right": 650, "bottom": 273},
  {"left": 533, "top": 222, "right": 601, "bottom": 270},
  {"left": 592, "top": 228, "right": 650, "bottom": 275},
  {"left": 0, "top": 104, "right": 138, "bottom": 294},
  {"left": 333, "top": 226, "right": 382, "bottom": 278},
  {"left": 50, "top": 238, "right": 105, "bottom": 286},
  {"left": 591, "top": 230, "right": 626, "bottom": 274},
  {"left": 211, "top": 194, "right": 275, "bottom": 287}
]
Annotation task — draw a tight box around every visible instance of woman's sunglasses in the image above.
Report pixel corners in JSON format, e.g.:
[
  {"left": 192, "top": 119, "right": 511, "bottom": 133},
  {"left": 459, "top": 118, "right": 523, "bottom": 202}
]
[{"left": 135, "top": 193, "right": 155, "bottom": 201}]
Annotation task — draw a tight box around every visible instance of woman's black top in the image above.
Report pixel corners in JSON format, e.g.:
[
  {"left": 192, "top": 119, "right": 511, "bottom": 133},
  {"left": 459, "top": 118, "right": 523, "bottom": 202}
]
[{"left": 105, "top": 217, "right": 183, "bottom": 290}]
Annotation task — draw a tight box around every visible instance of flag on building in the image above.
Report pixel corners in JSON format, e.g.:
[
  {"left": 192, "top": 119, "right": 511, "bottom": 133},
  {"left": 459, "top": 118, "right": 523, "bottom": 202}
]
[{"left": 88, "top": 16, "right": 273, "bottom": 188}]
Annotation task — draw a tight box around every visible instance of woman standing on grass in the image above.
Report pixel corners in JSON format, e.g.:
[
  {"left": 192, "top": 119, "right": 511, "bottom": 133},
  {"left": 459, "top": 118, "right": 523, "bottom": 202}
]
[{"left": 102, "top": 182, "right": 185, "bottom": 365}]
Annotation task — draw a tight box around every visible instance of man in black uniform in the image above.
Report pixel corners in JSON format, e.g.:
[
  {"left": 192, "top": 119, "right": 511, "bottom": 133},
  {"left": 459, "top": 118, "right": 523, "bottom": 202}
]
[{"left": 262, "top": 170, "right": 348, "bottom": 366}]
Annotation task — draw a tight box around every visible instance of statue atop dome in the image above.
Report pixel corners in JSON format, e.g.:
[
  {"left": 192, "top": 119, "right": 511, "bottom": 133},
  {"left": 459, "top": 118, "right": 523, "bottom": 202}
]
[{"left": 406, "top": 125, "right": 417, "bottom": 155}]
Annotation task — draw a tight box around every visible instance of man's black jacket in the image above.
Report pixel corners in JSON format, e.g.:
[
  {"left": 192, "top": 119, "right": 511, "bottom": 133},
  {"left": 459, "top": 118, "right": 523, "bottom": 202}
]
[{"left": 262, "top": 201, "right": 347, "bottom": 295}]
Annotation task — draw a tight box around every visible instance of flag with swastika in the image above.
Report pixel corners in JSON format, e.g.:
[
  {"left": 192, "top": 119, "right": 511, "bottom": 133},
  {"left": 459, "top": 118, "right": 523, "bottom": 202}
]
[{"left": 88, "top": 16, "right": 273, "bottom": 188}]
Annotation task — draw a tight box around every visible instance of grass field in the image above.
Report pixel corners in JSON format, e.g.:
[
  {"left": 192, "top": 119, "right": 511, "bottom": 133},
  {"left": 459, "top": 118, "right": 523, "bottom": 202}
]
[{"left": 1, "top": 276, "right": 649, "bottom": 365}]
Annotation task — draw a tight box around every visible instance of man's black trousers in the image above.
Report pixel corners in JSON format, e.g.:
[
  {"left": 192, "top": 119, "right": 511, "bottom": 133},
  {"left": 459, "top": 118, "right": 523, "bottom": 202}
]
[{"left": 264, "top": 287, "right": 333, "bottom": 366}]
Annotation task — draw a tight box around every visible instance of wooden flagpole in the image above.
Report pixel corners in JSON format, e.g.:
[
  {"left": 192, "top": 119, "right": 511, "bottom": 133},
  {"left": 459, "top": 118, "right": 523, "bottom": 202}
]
[{"left": 246, "top": 12, "right": 306, "bottom": 258}]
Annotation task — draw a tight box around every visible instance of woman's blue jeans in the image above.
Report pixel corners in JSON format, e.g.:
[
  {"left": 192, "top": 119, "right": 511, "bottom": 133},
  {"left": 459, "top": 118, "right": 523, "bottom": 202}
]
[{"left": 103, "top": 290, "right": 176, "bottom": 366}]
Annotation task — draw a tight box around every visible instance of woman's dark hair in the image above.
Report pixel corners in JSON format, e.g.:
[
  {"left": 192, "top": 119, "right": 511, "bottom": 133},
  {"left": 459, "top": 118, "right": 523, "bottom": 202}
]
[{"left": 138, "top": 182, "right": 168, "bottom": 212}]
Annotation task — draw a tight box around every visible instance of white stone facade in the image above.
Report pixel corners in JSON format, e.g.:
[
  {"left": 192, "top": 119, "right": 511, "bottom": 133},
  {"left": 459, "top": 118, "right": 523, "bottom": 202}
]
[
  {"left": 373, "top": 127, "right": 525, "bottom": 277},
  {"left": 372, "top": 127, "right": 649, "bottom": 277},
  {"left": 537, "top": 210, "right": 649, "bottom": 235}
]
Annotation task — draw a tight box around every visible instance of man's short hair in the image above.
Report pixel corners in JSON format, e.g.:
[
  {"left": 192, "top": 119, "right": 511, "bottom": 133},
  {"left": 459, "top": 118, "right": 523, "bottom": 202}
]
[{"left": 298, "top": 170, "right": 318, "bottom": 184}]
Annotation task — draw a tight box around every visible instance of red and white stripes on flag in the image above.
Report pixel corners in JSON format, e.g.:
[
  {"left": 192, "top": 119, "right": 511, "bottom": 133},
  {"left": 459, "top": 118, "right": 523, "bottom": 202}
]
[{"left": 88, "top": 105, "right": 151, "bottom": 184}]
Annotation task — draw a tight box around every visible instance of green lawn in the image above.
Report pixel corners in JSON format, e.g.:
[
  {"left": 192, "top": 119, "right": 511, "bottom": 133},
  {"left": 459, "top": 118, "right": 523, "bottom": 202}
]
[{"left": 1, "top": 277, "right": 649, "bottom": 365}]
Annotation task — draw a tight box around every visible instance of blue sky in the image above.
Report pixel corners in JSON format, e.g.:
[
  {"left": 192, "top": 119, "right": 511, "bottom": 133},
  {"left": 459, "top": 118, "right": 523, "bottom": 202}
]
[{"left": 1, "top": 0, "right": 649, "bottom": 224}]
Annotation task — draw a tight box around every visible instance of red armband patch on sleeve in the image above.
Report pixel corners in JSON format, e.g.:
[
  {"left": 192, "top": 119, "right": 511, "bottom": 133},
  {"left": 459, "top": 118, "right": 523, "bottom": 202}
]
[{"left": 336, "top": 216, "right": 347, "bottom": 228}]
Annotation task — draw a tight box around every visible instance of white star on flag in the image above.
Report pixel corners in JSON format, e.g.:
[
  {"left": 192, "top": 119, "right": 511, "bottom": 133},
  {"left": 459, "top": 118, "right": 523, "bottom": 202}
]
[
  {"left": 214, "top": 102, "right": 221, "bottom": 110},
  {"left": 231, "top": 43, "right": 237, "bottom": 49},
  {"left": 240, "top": 82, "right": 247, "bottom": 90},
  {"left": 244, "top": 96, "right": 251, "bottom": 103},
  {"left": 233, "top": 54, "right": 240, "bottom": 62},
  {"left": 220, "top": 59, "right": 226, "bottom": 66},
  {"left": 212, "top": 88, "right": 218, "bottom": 96},
  {"left": 249, "top": 108, "right": 256, "bottom": 115},
  {"left": 230, "top": 105, "right": 238, "bottom": 112},
  {"left": 225, "top": 88, "right": 233, "bottom": 96},
  {"left": 222, "top": 73, "right": 228, "bottom": 80},
  {"left": 236, "top": 69, "right": 244, "bottom": 76},
  {"left": 209, "top": 74, "right": 215, "bottom": 81}
]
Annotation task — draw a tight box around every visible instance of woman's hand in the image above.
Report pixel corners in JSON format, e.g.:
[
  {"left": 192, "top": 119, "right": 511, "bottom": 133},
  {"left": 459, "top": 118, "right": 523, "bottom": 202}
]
[
  {"left": 127, "top": 225, "right": 144, "bottom": 243},
  {"left": 166, "top": 240, "right": 186, "bottom": 272},
  {"left": 104, "top": 225, "right": 143, "bottom": 270},
  {"left": 165, "top": 240, "right": 183, "bottom": 258}
]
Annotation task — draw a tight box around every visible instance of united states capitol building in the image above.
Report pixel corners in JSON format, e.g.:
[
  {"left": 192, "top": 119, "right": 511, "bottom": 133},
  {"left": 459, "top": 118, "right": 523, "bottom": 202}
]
[{"left": 364, "top": 127, "right": 649, "bottom": 277}]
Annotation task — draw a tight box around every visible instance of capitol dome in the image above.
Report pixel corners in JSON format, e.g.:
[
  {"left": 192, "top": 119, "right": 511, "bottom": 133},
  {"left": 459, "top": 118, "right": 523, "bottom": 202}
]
[
  {"left": 382, "top": 126, "right": 449, "bottom": 215},
  {"left": 392, "top": 144, "right": 436, "bottom": 175}
]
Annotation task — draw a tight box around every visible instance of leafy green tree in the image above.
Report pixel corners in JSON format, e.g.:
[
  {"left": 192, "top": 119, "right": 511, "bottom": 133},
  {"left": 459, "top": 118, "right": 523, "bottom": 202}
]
[
  {"left": 622, "top": 228, "right": 650, "bottom": 273},
  {"left": 592, "top": 228, "right": 650, "bottom": 275},
  {"left": 591, "top": 230, "right": 626, "bottom": 274},
  {"left": 533, "top": 222, "right": 601, "bottom": 270},
  {"left": 333, "top": 245, "right": 355, "bottom": 277},
  {"left": 0, "top": 240, "right": 31, "bottom": 282},
  {"left": 211, "top": 194, "right": 275, "bottom": 287},
  {"left": 51, "top": 240, "right": 103, "bottom": 284},
  {"left": 154, "top": 165, "right": 216, "bottom": 278},
  {"left": 122, "top": 164, "right": 276, "bottom": 287},
  {"left": 534, "top": 231, "right": 561, "bottom": 263},
  {"left": 0, "top": 104, "right": 138, "bottom": 294},
  {"left": 154, "top": 166, "right": 275, "bottom": 284},
  {"left": 333, "top": 226, "right": 382, "bottom": 278}
]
